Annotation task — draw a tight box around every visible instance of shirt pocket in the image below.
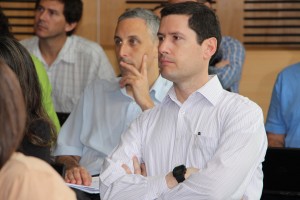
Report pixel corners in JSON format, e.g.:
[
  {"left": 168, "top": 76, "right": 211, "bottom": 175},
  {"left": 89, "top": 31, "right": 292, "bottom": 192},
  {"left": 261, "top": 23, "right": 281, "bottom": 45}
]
[{"left": 188, "top": 133, "right": 219, "bottom": 168}]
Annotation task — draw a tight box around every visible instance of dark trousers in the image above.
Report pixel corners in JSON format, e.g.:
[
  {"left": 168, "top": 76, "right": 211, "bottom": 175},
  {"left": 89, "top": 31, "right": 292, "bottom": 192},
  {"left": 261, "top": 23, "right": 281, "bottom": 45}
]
[{"left": 72, "top": 188, "right": 100, "bottom": 200}]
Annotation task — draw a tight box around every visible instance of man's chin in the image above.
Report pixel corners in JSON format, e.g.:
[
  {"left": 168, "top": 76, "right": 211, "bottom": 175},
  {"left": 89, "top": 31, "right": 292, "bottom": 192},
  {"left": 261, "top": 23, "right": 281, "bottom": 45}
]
[
  {"left": 35, "top": 32, "right": 48, "bottom": 39},
  {"left": 160, "top": 69, "right": 174, "bottom": 81}
]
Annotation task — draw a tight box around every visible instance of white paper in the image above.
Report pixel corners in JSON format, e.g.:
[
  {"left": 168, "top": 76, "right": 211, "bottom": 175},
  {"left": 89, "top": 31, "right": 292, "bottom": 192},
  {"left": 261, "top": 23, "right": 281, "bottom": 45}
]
[{"left": 66, "top": 176, "right": 100, "bottom": 194}]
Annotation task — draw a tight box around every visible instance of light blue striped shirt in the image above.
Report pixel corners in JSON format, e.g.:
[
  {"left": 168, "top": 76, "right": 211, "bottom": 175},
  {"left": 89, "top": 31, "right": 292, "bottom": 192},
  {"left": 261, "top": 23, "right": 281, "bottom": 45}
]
[
  {"left": 209, "top": 36, "right": 245, "bottom": 93},
  {"left": 53, "top": 75, "right": 172, "bottom": 175}
]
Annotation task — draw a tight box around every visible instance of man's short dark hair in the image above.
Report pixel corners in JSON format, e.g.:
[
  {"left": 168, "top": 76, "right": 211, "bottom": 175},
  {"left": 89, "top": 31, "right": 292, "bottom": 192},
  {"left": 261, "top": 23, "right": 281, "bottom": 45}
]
[
  {"left": 161, "top": 2, "right": 221, "bottom": 59},
  {"left": 35, "top": 0, "right": 83, "bottom": 36},
  {"left": 197, "top": 0, "right": 213, "bottom": 4}
]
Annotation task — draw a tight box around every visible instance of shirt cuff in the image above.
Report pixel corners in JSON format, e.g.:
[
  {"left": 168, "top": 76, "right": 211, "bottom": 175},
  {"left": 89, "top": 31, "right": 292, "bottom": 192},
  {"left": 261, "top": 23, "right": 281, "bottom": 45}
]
[
  {"left": 52, "top": 145, "right": 82, "bottom": 157},
  {"left": 147, "top": 175, "right": 169, "bottom": 199},
  {"left": 100, "top": 159, "right": 125, "bottom": 186}
]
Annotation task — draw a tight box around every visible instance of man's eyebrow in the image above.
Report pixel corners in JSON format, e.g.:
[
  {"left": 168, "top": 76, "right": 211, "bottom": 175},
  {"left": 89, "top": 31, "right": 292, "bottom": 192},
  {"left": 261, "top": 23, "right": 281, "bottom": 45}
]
[
  {"left": 48, "top": 8, "right": 59, "bottom": 14},
  {"left": 114, "top": 35, "right": 121, "bottom": 39},
  {"left": 114, "top": 35, "right": 141, "bottom": 42},
  {"left": 170, "top": 32, "right": 184, "bottom": 37},
  {"left": 157, "top": 32, "right": 184, "bottom": 37},
  {"left": 38, "top": 5, "right": 60, "bottom": 14},
  {"left": 128, "top": 35, "right": 140, "bottom": 39},
  {"left": 157, "top": 32, "right": 164, "bottom": 37}
]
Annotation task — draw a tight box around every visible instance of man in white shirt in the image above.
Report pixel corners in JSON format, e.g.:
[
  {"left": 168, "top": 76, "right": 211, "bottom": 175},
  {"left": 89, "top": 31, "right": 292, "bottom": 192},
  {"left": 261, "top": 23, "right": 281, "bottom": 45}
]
[
  {"left": 100, "top": 2, "right": 267, "bottom": 199},
  {"left": 21, "top": 0, "right": 115, "bottom": 114},
  {"left": 53, "top": 8, "right": 172, "bottom": 187}
]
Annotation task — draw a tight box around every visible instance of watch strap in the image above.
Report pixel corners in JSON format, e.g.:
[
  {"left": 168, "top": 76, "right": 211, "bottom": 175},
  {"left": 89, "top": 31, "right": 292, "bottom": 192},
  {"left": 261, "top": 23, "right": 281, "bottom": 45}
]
[{"left": 172, "top": 165, "right": 187, "bottom": 183}]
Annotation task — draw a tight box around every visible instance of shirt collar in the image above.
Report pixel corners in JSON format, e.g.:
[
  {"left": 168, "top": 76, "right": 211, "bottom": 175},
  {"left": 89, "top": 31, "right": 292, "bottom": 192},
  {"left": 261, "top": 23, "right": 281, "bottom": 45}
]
[
  {"left": 55, "top": 36, "right": 74, "bottom": 64},
  {"left": 35, "top": 36, "right": 75, "bottom": 66},
  {"left": 30, "top": 37, "right": 45, "bottom": 65},
  {"left": 196, "top": 75, "right": 224, "bottom": 106},
  {"left": 166, "top": 75, "right": 224, "bottom": 107},
  {"left": 150, "top": 75, "right": 173, "bottom": 103}
]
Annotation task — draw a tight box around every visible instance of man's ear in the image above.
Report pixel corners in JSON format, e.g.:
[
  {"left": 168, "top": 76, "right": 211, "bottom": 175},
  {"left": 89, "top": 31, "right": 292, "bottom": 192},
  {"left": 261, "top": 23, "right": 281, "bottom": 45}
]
[
  {"left": 203, "top": 37, "right": 217, "bottom": 60},
  {"left": 65, "top": 22, "right": 78, "bottom": 33}
]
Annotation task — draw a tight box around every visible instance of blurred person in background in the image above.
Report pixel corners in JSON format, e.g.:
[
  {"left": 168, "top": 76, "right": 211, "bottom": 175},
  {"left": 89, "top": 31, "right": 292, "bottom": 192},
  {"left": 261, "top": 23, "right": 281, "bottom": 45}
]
[
  {"left": 21, "top": 0, "right": 116, "bottom": 121},
  {"left": 266, "top": 62, "right": 300, "bottom": 147},
  {"left": 0, "top": 60, "right": 76, "bottom": 200},
  {"left": 0, "top": 36, "right": 57, "bottom": 164},
  {"left": 0, "top": 6, "right": 60, "bottom": 131}
]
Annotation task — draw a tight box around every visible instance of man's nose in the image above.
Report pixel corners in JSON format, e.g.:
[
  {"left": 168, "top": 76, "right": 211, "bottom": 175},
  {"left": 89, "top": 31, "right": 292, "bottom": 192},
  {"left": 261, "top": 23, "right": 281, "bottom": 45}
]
[
  {"left": 38, "top": 10, "right": 47, "bottom": 20},
  {"left": 118, "top": 43, "right": 129, "bottom": 58},
  {"left": 158, "top": 40, "right": 169, "bottom": 55}
]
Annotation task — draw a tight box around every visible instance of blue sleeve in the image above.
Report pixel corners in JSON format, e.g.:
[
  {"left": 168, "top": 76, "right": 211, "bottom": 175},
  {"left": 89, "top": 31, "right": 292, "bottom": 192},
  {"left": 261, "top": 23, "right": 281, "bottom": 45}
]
[
  {"left": 265, "top": 73, "right": 286, "bottom": 134},
  {"left": 209, "top": 37, "right": 245, "bottom": 91}
]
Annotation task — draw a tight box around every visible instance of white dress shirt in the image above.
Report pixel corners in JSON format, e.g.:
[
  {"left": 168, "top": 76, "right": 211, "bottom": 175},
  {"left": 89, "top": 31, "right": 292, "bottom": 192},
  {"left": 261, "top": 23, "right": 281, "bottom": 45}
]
[
  {"left": 53, "top": 76, "right": 172, "bottom": 175},
  {"left": 100, "top": 75, "right": 267, "bottom": 200},
  {"left": 21, "top": 35, "right": 115, "bottom": 112}
]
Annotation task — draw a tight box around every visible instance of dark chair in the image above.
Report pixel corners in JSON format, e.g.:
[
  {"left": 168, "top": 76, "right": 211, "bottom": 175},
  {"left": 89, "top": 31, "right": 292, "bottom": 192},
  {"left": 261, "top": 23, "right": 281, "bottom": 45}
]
[
  {"left": 50, "top": 163, "right": 66, "bottom": 177},
  {"left": 261, "top": 147, "right": 300, "bottom": 200},
  {"left": 56, "top": 112, "right": 70, "bottom": 126}
]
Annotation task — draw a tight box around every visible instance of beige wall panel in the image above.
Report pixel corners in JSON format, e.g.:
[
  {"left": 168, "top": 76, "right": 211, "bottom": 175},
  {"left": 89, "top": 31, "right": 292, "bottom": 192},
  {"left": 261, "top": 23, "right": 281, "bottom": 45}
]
[
  {"left": 11, "top": 26, "right": 34, "bottom": 33},
  {"left": 244, "top": 11, "right": 300, "bottom": 17},
  {"left": 9, "top": 18, "right": 35, "bottom": 24},
  {"left": 126, "top": 3, "right": 161, "bottom": 10},
  {"left": 216, "top": 0, "right": 243, "bottom": 41},
  {"left": 245, "top": 37, "right": 300, "bottom": 43},
  {"left": 4, "top": 10, "right": 35, "bottom": 16},
  {"left": 15, "top": 35, "right": 33, "bottom": 40},
  {"left": 0, "top": 2, "right": 35, "bottom": 7},
  {"left": 245, "top": 20, "right": 300, "bottom": 26},
  {"left": 245, "top": 29, "right": 300, "bottom": 34},
  {"left": 245, "top": 3, "right": 300, "bottom": 9},
  {"left": 104, "top": 47, "right": 120, "bottom": 76},
  {"left": 75, "top": 0, "right": 99, "bottom": 42},
  {"left": 100, "top": 0, "right": 125, "bottom": 47},
  {"left": 240, "top": 49, "right": 300, "bottom": 121}
]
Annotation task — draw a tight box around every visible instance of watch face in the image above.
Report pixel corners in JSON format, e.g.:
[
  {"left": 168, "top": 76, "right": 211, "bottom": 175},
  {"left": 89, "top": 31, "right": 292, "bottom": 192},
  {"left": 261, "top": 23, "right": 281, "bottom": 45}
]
[
  {"left": 173, "top": 165, "right": 187, "bottom": 183},
  {"left": 173, "top": 165, "right": 186, "bottom": 176}
]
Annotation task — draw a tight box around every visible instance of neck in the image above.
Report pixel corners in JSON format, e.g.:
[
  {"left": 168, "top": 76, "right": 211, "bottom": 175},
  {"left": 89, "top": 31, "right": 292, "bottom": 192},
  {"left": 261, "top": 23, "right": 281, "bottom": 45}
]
[
  {"left": 174, "top": 73, "right": 209, "bottom": 103},
  {"left": 38, "top": 34, "right": 68, "bottom": 66},
  {"left": 147, "top": 64, "right": 160, "bottom": 89}
]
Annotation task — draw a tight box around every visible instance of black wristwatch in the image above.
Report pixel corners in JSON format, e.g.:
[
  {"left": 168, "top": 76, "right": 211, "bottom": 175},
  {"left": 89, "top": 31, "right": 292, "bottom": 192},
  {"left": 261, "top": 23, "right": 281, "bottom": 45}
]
[{"left": 172, "top": 165, "right": 187, "bottom": 183}]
